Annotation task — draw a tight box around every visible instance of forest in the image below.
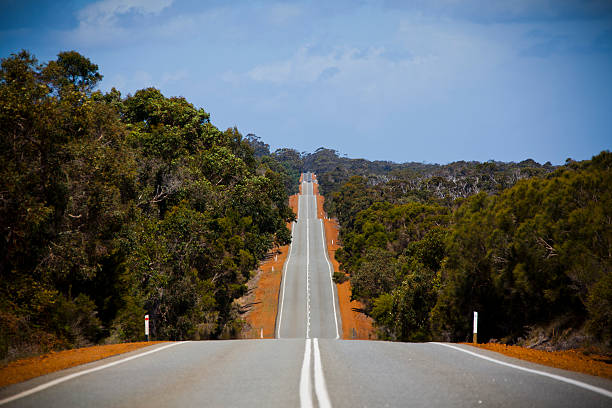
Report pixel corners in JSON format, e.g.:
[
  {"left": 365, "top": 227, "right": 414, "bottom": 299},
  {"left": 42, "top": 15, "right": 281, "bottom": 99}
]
[
  {"left": 246, "top": 141, "right": 610, "bottom": 349},
  {"left": 298, "top": 149, "right": 610, "bottom": 350},
  {"left": 0, "top": 51, "right": 296, "bottom": 360}
]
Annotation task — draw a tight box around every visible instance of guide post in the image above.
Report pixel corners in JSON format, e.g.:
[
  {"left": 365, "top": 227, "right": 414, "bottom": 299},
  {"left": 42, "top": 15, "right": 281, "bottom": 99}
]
[
  {"left": 145, "top": 314, "right": 149, "bottom": 342},
  {"left": 473, "top": 311, "right": 478, "bottom": 344}
]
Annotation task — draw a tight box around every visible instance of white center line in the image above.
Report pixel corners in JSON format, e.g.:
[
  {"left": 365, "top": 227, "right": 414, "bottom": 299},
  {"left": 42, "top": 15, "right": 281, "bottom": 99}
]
[
  {"left": 306, "top": 182, "right": 311, "bottom": 339},
  {"left": 313, "top": 338, "right": 333, "bottom": 408},
  {"left": 300, "top": 338, "right": 333, "bottom": 408},
  {"left": 300, "top": 339, "right": 313, "bottom": 408}
]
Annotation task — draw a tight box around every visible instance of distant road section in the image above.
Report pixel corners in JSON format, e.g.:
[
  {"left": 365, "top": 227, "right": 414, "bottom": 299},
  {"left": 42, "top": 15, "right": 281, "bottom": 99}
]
[{"left": 276, "top": 173, "right": 341, "bottom": 339}]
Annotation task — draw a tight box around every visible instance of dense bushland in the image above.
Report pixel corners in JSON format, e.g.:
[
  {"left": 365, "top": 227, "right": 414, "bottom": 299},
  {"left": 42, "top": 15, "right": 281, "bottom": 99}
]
[
  {"left": 252, "top": 136, "right": 609, "bottom": 347},
  {"left": 328, "top": 153, "right": 611, "bottom": 348},
  {"left": 0, "top": 50, "right": 294, "bottom": 359}
]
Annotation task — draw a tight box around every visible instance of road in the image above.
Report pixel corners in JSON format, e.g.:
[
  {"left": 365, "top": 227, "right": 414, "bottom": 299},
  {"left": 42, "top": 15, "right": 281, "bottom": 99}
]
[
  {"left": 276, "top": 172, "right": 341, "bottom": 339},
  {"left": 1, "top": 173, "right": 611, "bottom": 407}
]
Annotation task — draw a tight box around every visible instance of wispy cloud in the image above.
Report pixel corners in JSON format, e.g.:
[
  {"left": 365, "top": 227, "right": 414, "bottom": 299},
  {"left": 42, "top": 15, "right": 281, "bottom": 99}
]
[
  {"left": 58, "top": 0, "right": 176, "bottom": 47},
  {"left": 246, "top": 47, "right": 337, "bottom": 84},
  {"left": 245, "top": 44, "right": 421, "bottom": 85},
  {"left": 77, "top": 0, "right": 173, "bottom": 26}
]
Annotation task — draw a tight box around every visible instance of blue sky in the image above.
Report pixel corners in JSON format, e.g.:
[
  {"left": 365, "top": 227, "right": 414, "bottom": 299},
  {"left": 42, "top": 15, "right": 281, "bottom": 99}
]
[{"left": 1, "top": 0, "right": 611, "bottom": 164}]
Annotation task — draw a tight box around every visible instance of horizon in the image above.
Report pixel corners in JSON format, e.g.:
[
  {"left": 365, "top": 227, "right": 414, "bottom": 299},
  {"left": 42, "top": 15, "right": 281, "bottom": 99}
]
[
  {"left": 2, "top": 0, "right": 611, "bottom": 165},
  {"left": 260, "top": 143, "right": 579, "bottom": 166}
]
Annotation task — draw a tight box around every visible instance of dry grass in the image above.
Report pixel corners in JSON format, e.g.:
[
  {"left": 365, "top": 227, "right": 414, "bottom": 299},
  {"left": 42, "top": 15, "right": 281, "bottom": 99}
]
[{"left": 466, "top": 342, "right": 612, "bottom": 379}]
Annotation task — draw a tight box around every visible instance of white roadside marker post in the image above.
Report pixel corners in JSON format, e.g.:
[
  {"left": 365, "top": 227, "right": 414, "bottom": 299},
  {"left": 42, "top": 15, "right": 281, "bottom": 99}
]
[
  {"left": 473, "top": 311, "right": 478, "bottom": 344},
  {"left": 145, "top": 314, "right": 149, "bottom": 342}
]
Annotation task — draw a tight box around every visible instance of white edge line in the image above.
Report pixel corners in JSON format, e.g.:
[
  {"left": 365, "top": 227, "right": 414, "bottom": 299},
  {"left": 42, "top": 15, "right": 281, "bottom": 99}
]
[
  {"left": 0, "top": 342, "right": 188, "bottom": 406},
  {"left": 276, "top": 210, "right": 296, "bottom": 339},
  {"left": 313, "top": 338, "right": 333, "bottom": 408},
  {"left": 277, "top": 178, "right": 304, "bottom": 338},
  {"left": 300, "top": 338, "right": 313, "bottom": 408},
  {"left": 306, "top": 187, "right": 310, "bottom": 339},
  {"left": 320, "top": 219, "right": 340, "bottom": 340},
  {"left": 431, "top": 342, "right": 612, "bottom": 399}
]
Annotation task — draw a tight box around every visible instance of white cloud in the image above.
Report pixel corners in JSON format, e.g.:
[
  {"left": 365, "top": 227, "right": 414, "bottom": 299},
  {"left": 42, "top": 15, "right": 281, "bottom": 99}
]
[
  {"left": 247, "top": 47, "right": 350, "bottom": 84},
  {"left": 61, "top": 0, "right": 175, "bottom": 47},
  {"left": 78, "top": 0, "right": 173, "bottom": 26}
]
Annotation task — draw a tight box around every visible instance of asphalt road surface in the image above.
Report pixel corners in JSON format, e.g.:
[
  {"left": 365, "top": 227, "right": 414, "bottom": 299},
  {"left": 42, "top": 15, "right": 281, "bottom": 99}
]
[
  {"left": 276, "top": 173, "right": 341, "bottom": 339},
  {"left": 1, "top": 173, "right": 611, "bottom": 407}
]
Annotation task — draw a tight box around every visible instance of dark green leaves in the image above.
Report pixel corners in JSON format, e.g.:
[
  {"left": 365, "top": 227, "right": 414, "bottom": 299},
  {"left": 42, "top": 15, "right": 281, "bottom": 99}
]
[{"left": 0, "top": 50, "right": 294, "bottom": 357}]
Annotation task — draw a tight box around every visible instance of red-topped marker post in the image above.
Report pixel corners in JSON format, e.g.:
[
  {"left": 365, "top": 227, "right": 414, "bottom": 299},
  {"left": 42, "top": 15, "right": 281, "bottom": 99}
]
[{"left": 145, "top": 314, "right": 150, "bottom": 342}]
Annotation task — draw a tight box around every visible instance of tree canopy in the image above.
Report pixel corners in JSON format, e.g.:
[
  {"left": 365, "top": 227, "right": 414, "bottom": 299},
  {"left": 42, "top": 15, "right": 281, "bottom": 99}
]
[
  {"left": 322, "top": 148, "right": 611, "bottom": 348},
  {"left": 0, "top": 50, "right": 294, "bottom": 358}
]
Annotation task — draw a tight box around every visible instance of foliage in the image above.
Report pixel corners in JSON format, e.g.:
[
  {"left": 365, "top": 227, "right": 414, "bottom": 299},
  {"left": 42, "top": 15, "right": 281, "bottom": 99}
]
[
  {"left": 328, "top": 147, "right": 611, "bottom": 347},
  {"left": 433, "top": 153, "right": 611, "bottom": 343},
  {"left": 0, "top": 50, "right": 293, "bottom": 358},
  {"left": 332, "top": 272, "right": 348, "bottom": 284}
]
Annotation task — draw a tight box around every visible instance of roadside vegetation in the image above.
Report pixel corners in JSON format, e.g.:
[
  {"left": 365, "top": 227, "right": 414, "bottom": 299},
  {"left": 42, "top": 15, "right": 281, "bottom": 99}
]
[
  {"left": 272, "top": 147, "right": 610, "bottom": 352},
  {"left": 0, "top": 50, "right": 296, "bottom": 360}
]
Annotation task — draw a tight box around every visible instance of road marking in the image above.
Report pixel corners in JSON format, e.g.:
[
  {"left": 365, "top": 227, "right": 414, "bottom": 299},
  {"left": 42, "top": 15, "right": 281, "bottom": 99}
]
[
  {"left": 431, "top": 343, "right": 612, "bottom": 399},
  {"left": 306, "top": 186, "right": 311, "bottom": 339},
  {"left": 0, "top": 342, "right": 188, "bottom": 406},
  {"left": 319, "top": 218, "right": 340, "bottom": 339},
  {"left": 300, "top": 339, "right": 313, "bottom": 408},
  {"left": 313, "top": 338, "right": 333, "bottom": 408},
  {"left": 276, "top": 212, "right": 296, "bottom": 338},
  {"left": 300, "top": 338, "right": 333, "bottom": 408}
]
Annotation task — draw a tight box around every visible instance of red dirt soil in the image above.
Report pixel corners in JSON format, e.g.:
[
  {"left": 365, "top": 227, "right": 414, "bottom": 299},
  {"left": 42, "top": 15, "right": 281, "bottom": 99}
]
[
  {"left": 466, "top": 343, "right": 612, "bottom": 379},
  {"left": 0, "top": 342, "right": 166, "bottom": 388},
  {"left": 241, "top": 194, "right": 299, "bottom": 339}
]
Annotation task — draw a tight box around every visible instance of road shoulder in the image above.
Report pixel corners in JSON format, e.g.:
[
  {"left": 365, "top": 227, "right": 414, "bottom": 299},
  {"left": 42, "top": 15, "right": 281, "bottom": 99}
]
[{"left": 0, "top": 341, "right": 170, "bottom": 390}]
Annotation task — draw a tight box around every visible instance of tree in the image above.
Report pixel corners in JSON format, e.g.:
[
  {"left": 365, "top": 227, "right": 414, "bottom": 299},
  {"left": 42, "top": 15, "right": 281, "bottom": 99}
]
[{"left": 43, "top": 50, "right": 102, "bottom": 92}]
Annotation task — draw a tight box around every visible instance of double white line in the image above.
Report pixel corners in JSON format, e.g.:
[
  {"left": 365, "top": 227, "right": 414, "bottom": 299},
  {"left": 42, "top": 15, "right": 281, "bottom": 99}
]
[
  {"left": 306, "top": 198, "right": 311, "bottom": 338},
  {"left": 301, "top": 180, "right": 333, "bottom": 407},
  {"left": 300, "top": 338, "right": 332, "bottom": 408},
  {"left": 301, "top": 178, "right": 333, "bottom": 407},
  {"left": 281, "top": 178, "right": 334, "bottom": 407}
]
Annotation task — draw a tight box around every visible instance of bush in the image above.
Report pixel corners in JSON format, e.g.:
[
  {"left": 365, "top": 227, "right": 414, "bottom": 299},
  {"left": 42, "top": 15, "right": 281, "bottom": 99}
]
[
  {"left": 333, "top": 272, "right": 348, "bottom": 284},
  {"left": 586, "top": 272, "right": 612, "bottom": 346}
]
